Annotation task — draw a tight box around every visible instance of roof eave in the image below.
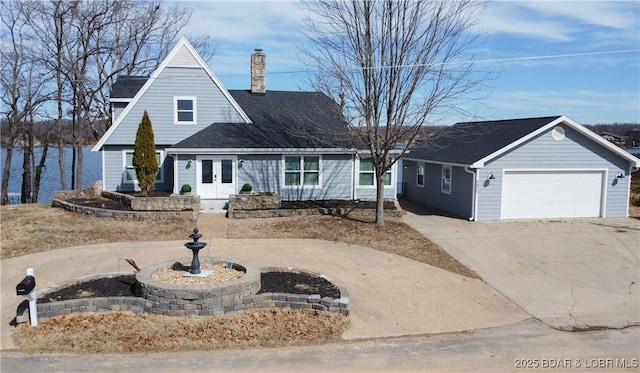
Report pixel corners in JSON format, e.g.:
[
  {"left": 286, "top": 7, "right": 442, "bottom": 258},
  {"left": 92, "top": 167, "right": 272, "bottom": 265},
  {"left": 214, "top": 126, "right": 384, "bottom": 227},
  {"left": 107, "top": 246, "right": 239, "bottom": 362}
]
[
  {"left": 402, "top": 157, "right": 472, "bottom": 168},
  {"left": 93, "top": 37, "right": 252, "bottom": 151},
  {"left": 165, "top": 147, "right": 358, "bottom": 155},
  {"left": 472, "top": 115, "right": 640, "bottom": 168}
]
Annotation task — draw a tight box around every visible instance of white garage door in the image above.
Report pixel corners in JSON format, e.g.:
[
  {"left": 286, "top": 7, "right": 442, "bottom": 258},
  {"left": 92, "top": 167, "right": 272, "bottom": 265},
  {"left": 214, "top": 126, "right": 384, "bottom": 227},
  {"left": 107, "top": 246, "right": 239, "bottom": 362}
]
[{"left": 501, "top": 170, "right": 604, "bottom": 219}]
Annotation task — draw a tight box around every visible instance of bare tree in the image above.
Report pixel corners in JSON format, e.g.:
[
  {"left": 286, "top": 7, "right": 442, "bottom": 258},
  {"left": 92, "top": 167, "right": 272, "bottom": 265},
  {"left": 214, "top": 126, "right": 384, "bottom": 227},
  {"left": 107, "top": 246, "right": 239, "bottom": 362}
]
[
  {"left": 0, "top": 1, "right": 52, "bottom": 204},
  {"left": 303, "top": 0, "right": 487, "bottom": 225},
  {"left": 22, "top": 0, "right": 204, "bottom": 192}
]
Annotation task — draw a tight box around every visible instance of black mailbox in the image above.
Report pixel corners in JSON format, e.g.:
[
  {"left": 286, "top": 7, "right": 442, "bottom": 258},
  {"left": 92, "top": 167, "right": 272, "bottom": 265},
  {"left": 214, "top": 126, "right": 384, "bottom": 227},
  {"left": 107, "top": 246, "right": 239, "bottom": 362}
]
[{"left": 16, "top": 275, "right": 35, "bottom": 296}]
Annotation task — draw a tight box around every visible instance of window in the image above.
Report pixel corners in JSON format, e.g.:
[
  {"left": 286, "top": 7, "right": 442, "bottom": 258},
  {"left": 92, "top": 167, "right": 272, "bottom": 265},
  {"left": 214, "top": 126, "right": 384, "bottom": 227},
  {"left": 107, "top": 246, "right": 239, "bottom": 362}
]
[
  {"left": 221, "top": 159, "right": 233, "bottom": 183},
  {"left": 174, "top": 96, "right": 197, "bottom": 124},
  {"left": 125, "top": 151, "right": 162, "bottom": 183},
  {"left": 441, "top": 164, "right": 452, "bottom": 194},
  {"left": 359, "top": 158, "right": 391, "bottom": 186},
  {"left": 417, "top": 163, "right": 425, "bottom": 187},
  {"left": 284, "top": 156, "right": 320, "bottom": 186}
]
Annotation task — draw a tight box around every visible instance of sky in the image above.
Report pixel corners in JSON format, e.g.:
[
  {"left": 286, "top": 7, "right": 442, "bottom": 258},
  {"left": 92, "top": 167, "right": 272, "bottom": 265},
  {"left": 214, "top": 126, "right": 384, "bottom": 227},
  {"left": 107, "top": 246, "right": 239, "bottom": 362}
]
[{"left": 178, "top": 0, "right": 640, "bottom": 125}]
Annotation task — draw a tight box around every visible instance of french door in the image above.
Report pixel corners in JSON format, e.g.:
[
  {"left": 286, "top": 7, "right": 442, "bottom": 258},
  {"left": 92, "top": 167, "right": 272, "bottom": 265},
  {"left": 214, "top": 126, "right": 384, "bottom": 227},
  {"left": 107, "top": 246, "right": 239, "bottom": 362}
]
[{"left": 197, "top": 156, "right": 236, "bottom": 198}]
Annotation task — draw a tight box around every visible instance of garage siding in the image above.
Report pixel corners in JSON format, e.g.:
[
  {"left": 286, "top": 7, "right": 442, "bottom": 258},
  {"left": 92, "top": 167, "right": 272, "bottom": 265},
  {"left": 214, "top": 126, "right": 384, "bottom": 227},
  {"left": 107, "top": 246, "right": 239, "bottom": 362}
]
[
  {"left": 477, "top": 125, "right": 630, "bottom": 220},
  {"left": 403, "top": 161, "right": 474, "bottom": 219}
]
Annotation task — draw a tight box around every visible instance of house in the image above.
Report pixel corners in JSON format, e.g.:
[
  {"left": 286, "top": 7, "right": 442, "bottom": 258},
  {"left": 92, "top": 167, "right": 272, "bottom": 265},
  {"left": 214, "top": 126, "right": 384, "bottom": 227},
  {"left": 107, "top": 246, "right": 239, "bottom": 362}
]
[
  {"left": 600, "top": 132, "right": 628, "bottom": 147},
  {"left": 92, "top": 37, "right": 398, "bottom": 202},
  {"left": 402, "top": 116, "right": 640, "bottom": 221}
]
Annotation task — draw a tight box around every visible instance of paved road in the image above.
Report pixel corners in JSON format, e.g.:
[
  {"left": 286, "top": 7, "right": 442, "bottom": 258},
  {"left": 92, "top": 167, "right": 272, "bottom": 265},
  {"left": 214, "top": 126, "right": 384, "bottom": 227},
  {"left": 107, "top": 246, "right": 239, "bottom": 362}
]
[
  {"left": 2, "top": 319, "right": 638, "bottom": 373},
  {"left": 403, "top": 211, "right": 640, "bottom": 330}
]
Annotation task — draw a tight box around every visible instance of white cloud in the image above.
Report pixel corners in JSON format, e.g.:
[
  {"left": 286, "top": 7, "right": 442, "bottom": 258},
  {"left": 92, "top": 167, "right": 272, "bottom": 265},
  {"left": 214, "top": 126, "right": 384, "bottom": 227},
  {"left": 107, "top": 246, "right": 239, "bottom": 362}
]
[
  {"left": 522, "top": 1, "right": 636, "bottom": 30},
  {"left": 175, "top": 1, "right": 311, "bottom": 84},
  {"left": 480, "top": 1, "right": 639, "bottom": 43},
  {"left": 479, "top": 3, "right": 575, "bottom": 41},
  {"left": 181, "top": 1, "right": 307, "bottom": 42}
]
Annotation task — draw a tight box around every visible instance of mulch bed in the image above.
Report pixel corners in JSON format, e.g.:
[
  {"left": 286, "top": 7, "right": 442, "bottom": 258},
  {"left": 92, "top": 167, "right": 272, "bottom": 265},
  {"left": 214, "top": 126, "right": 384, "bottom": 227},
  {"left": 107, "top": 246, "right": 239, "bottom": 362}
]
[
  {"left": 40, "top": 272, "right": 340, "bottom": 303},
  {"left": 280, "top": 199, "right": 396, "bottom": 210},
  {"left": 64, "top": 196, "right": 397, "bottom": 212},
  {"left": 66, "top": 196, "right": 130, "bottom": 210}
]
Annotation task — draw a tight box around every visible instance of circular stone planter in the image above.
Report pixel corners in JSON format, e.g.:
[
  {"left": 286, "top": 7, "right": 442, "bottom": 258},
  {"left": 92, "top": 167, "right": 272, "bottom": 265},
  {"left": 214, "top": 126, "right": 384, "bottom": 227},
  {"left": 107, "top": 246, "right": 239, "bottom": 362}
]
[{"left": 135, "top": 257, "right": 260, "bottom": 317}]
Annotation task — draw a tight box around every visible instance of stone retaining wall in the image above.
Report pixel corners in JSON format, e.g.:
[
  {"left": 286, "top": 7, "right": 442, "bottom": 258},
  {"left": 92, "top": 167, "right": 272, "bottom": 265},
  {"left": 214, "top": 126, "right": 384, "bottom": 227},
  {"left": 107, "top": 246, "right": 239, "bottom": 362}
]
[
  {"left": 36, "top": 272, "right": 148, "bottom": 319},
  {"left": 102, "top": 191, "right": 200, "bottom": 212},
  {"left": 229, "top": 192, "right": 281, "bottom": 210},
  {"left": 52, "top": 199, "right": 198, "bottom": 220},
  {"left": 230, "top": 206, "right": 403, "bottom": 219},
  {"left": 136, "top": 258, "right": 261, "bottom": 317},
  {"left": 228, "top": 193, "right": 403, "bottom": 219},
  {"left": 53, "top": 181, "right": 103, "bottom": 200},
  {"left": 34, "top": 267, "right": 350, "bottom": 320}
]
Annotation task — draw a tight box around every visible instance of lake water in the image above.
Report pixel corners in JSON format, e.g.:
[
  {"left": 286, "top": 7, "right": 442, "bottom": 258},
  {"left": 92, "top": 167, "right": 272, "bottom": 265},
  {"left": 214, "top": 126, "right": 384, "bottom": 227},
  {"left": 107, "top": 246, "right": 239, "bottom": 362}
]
[{"left": 0, "top": 146, "right": 102, "bottom": 203}]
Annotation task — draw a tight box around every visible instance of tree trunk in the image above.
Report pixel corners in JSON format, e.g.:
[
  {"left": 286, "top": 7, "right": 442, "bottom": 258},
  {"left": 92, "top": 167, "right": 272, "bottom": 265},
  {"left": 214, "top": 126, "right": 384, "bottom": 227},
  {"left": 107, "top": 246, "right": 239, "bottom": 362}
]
[
  {"left": 1, "top": 145, "right": 14, "bottom": 205},
  {"left": 76, "top": 143, "right": 83, "bottom": 189},
  {"left": 375, "top": 172, "right": 386, "bottom": 226},
  {"left": 33, "top": 142, "right": 49, "bottom": 203},
  {"left": 21, "top": 144, "right": 32, "bottom": 204},
  {"left": 55, "top": 4, "right": 67, "bottom": 191},
  {"left": 58, "top": 128, "right": 67, "bottom": 190},
  {"left": 71, "top": 103, "right": 77, "bottom": 190}
]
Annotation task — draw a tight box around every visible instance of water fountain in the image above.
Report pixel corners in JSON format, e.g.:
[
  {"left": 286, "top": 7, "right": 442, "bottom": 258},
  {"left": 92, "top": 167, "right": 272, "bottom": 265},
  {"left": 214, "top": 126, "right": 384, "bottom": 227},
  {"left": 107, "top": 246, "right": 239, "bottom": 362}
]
[
  {"left": 134, "top": 228, "right": 261, "bottom": 316},
  {"left": 184, "top": 227, "right": 209, "bottom": 276}
]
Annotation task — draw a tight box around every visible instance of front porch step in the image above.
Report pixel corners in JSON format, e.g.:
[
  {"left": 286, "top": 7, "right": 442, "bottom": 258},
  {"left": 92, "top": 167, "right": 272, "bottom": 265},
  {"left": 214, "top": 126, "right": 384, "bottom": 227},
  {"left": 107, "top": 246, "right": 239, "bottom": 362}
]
[{"left": 200, "top": 199, "right": 228, "bottom": 214}]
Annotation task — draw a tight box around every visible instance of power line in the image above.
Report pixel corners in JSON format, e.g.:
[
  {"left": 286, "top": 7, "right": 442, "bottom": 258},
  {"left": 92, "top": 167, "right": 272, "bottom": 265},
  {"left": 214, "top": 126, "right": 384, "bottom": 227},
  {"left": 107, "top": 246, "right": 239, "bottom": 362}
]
[
  {"left": 69, "top": 49, "right": 640, "bottom": 82},
  {"left": 218, "top": 48, "right": 640, "bottom": 76}
]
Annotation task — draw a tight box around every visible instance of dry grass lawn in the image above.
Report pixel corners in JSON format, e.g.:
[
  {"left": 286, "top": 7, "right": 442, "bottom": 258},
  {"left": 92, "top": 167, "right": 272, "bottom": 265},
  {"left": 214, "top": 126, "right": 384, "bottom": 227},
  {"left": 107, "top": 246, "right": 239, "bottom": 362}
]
[
  {"left": 3, "top": 203, "right": 474, "bottom": 354},
  {"left": 1, "top": 204, "right": 194, "bottom": 259},
  {"left": 14, "top": 310, "right": 348, "bottom": 354},
  {"left": 227, "top": 216, "right": 478, "bottom": 278}
]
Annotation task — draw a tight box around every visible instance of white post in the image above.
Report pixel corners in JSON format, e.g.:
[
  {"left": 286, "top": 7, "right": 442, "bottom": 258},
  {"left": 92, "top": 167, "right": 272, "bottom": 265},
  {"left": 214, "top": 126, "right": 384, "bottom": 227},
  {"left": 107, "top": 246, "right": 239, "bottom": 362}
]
[{"left": 26, "top": 268, "right": 38, "bottom": 326}]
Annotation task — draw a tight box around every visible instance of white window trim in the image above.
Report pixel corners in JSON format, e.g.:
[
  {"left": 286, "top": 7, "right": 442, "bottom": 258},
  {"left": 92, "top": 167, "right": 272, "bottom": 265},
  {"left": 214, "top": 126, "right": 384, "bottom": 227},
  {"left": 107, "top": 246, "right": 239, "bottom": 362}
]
[
  {"left": 282, "top": 155, "right": 322, "bottom": 188},
  {"left": 441, "top": 164, "right": 452, "bottom": 194},
  {"left": 122, "top": 149, "right": 165, "bottom": 185},
  {"left": 357, "top": 157, "right": 393, "bottom": 188},
  {"left": 173, "top": 96, "right": 197, "bottom": 125},
  {"left": 417, "top": 162, "right": 425, "bottom": 187}
]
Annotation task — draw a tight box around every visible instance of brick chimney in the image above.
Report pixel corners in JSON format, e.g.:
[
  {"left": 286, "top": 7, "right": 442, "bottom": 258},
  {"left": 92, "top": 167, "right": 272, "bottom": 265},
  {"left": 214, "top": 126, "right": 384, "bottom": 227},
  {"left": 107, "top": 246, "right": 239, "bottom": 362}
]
[{"left": 251, "top": 49, "right": 266, "bottom": 94}]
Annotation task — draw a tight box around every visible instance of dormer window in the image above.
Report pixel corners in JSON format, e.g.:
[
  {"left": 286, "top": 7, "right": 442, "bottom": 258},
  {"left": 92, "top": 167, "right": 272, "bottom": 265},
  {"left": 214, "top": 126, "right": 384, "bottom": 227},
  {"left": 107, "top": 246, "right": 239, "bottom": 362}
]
[{"left": 174, "top": 96, "right": 197, "bottom": 124}]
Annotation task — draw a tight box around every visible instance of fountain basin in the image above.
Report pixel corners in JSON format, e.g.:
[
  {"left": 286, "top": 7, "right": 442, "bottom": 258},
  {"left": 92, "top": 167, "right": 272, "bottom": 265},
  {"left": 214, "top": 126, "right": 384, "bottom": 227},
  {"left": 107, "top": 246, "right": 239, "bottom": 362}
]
[{"left": 136, "top": 257, "right": 260, "bottom": 317}]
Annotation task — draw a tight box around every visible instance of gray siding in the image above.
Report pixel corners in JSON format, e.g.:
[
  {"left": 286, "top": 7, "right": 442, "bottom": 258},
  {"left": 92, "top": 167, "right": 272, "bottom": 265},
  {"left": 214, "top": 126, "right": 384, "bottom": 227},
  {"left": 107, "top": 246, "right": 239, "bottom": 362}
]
[
  {"left": 477, "top": 124, "right": 631, "bottom": 220},
  {"left": 175, "top": 154, "right": 197, "bottom": 194},
  {"left": 403, "top": 161, "right": 473, "bottom": 218},
  {"left": 112, "top": 102, "right": 128, "bottom": 122},
  {"left": 104, "top": 67, "right": 246, "bottom": 145},
  {"left": 354, "top": 162, "right": 397, "bottom": 200},
  {"left": 233, "top": 154, "right": 354, "bottom": 200},
  {"left": 237, "top": 154, "right": 281, "bottom": 194},
  {"left": 102, "top": 145, "right": 173, "bottom": 192}
]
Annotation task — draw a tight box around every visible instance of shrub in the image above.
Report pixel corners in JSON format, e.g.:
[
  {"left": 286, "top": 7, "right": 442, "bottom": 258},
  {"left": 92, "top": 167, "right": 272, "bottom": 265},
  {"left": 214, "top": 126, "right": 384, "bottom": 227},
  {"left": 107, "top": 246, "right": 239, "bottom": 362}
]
[
  {"left": 133, "top": 111, "right": 158, "bottom": 196},
  {"left": 180, "top": 184, "right": 192, "bottom": 194},
  {"left": 630, "top": 193, "right": 640, "bottom": 207},
  {"left": 241, "top": 183, "right": 253, "bottom": 192}
]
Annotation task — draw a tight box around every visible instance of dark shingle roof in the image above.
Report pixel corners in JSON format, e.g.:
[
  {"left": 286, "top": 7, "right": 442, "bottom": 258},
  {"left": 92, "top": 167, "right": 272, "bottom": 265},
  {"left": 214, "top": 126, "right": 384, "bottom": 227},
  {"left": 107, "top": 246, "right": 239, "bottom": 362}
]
[
  {"left": 172, "top": 90, "right": 352, "bottom": 149},
  {"left": 111, "top": 76, "right": 148, "bottom": 99},
  {"left": 408, "top": 116, "right": 562, "bottom": 164}
]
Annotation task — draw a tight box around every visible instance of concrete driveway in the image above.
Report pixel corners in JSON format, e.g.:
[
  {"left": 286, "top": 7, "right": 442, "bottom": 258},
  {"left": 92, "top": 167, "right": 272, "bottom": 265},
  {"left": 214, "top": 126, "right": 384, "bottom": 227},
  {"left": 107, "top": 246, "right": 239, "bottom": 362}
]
[{"left": 402, "top": 208, "right": 640, "bottom": 330}]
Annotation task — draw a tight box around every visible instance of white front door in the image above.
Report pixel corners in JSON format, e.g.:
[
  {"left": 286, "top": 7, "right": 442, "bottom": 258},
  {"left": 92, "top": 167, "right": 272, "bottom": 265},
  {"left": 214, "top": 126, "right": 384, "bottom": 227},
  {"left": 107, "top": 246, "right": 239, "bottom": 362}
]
[{"left": 197, "top": 156, "right": 236, "bottom": 199}]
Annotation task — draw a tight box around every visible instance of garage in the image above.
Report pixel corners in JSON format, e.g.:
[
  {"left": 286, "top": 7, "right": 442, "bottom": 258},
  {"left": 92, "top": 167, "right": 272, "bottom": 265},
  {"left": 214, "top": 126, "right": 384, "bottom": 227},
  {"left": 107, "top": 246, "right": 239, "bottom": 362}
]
[
  {"left": 402, "top": 116, "right": 639, "bottom": 221},
  {"left": 501, "top": 170, "right": 604, "bottom": 219}
]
